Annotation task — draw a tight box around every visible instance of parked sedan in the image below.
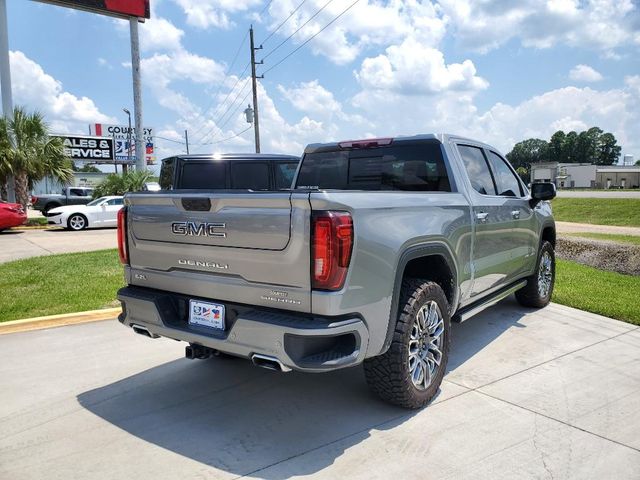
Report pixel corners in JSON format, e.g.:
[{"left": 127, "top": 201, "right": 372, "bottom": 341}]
[
  {"left": 0, "top": 201, "right": 27, "bottom": 231},
  {"left": 45, "top": 196, "right": 124, "bottom": 231}
]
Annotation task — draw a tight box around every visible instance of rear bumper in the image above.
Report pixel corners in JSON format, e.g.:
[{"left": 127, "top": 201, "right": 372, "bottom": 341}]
[{"left": 117, "top": 286, "right": 369, "bottom": 372}]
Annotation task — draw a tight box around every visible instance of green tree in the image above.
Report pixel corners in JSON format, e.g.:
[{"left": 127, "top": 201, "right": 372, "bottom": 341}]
[
  {"left": 548, "top": 130, "right": 566, "bottom": 163},
  {"left": 506, "top": 138, "right": 549, "bottom": 170},
  {"left": 92, "top": 169, "right": 153, "bottom": 198},
  {"left": 73, "top": 163, "right": 102, "bottom": 173},
  {"left": 595, "top": 132, "right": 621, "bottom": 165},
  {"left": 563, "top": 131, "right": 579, "bottom": 163},
  {"left": 0, "top": 107, "right": 73, "bottom": 209},
  {"left": 575, "top": 127, "right": 603, "bottom": 163}
]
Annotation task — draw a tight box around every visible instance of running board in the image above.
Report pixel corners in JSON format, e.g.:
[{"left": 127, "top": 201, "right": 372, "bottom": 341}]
[{"left": 453, "top": 280, "right": 527, "bottom": 323}]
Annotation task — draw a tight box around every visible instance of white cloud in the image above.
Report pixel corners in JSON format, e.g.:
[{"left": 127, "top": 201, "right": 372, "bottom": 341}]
[
  {"left": 277, "top": 80, "right": 342, "bottom": 117},
  {"left": 172, "top": 0, "right": 262, "bottom": 30},
  {"left": 569, "top": 64, "right": 603, "bottom": 82},
  {"left": 355, "top": 37, "right": 488, "bottom": 95},
  {"left": 262, "top": 0, "right": 447, "bottom": 65},
  {"left": 141, "top": 17, "right": 185, "bottom": 51},
  {"left": 438, "top": 0, "right": 640, "bottom": 55},
  {"left": 9, "top": 51, "right": 115, "bottom": 133}
]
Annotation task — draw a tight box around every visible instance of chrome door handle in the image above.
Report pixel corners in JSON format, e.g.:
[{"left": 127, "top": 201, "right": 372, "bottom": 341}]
[
  {"left": 511, "top": 210, "right": 520, "bottom": 219},
  {"left": 476, "top": 212, "right": 489, "bottom": 223}
]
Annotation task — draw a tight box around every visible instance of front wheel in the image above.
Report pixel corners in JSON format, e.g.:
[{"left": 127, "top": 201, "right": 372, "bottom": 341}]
[
  {"left": 364, "top": 279, "right": 451, "bottom": 409},
  {"left": 515, "top": 240, "right": 555, "bottom": 308},
  {"left": 67, "top": 214, "right": 87, "bottom": 231}
]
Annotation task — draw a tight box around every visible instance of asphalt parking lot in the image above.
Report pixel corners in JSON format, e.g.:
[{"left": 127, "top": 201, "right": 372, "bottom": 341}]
[
  {"left": 0, "top": 228, "right": 116, "bottom": 263},
  {"left": 1, "top": 298, "right": 638, "bottom": 479}
]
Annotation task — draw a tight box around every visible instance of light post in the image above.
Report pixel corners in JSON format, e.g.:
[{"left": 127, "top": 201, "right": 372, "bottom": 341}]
[{"left": 123, "top": 108, "right": 132, "bottom": 173}]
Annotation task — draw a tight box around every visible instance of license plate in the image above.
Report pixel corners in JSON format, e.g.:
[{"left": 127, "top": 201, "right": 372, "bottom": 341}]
[{"left": 189, "top": 300, "right": 225, "bottom": 330}]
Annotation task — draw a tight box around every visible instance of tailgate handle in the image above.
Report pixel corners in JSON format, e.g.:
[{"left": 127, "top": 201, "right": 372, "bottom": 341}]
[{"left": 181, "top": 198, "right": 211, "bottom": 211}]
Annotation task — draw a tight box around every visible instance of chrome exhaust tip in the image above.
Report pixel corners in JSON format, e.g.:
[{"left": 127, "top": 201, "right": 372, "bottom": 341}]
[
  {"left": 251, "top": 354, "right": 292, "bottom": 372},
  {"left": 131, "top": 324, "right": 158, "bottom": 338}
]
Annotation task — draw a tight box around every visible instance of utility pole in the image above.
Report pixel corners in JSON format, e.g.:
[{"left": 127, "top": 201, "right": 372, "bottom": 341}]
[
  {"left": 249, "top": 26, "right": 262, "bottom": 153},
  {"left": 185, "top": 129, "right": 190, "bottom": 154},
  {"left": 0, "top": 0, "right": 15, "bottom": 202},
  {"left": 129, "top": 17, "right": 145, "bottom": 172}
]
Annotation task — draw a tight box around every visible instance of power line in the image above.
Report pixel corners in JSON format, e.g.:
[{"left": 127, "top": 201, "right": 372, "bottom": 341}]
[
  {"left": 200, "top": 80, "right": 251, "bottom": 144},
  {"left": 193, "top": 62, "right": 250, "bottom": 144},
  {"left": 258, "top": 0, "right": 273, "bottom": 16},
  {"left": 155, "top": 135, "right": 185, "bottom": 144},
  {"left": 190, "top": 32, "right": 250, "bottom": 140},
  {"left": 261, "top": 0, "right": 308, "bottom": 45},
  {"left": 262, "top": 0, "right": 361, "bottom": 75},
  {"left": 261, "top": 0, "right": 336, "bottom": 62},
  {"left": 201, "top": 125, "right": 253, "bottom": 146}
]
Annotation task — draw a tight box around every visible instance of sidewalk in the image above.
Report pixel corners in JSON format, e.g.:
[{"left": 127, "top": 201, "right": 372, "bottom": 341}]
[{"left": 556, "top": 221, "right": 640, "bottom": 236}]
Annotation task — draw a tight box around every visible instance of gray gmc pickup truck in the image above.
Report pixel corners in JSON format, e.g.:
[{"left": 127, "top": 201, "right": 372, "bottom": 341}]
[{"left": 116, "top": 134, "right": 556, "bottom": 408}]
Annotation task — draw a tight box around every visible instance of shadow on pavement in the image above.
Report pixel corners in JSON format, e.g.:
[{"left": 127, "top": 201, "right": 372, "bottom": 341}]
[{"left": 78, "top": 297, "right": 531, "bottom": 478}]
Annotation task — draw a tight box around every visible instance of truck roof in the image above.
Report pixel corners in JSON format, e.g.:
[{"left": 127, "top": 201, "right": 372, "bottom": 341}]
[
  {"left": 165, "top": 153, "right": 300, "bottom": 162},
  {"left": 303, "top": 133, "right": 500, "bottom": 155}
]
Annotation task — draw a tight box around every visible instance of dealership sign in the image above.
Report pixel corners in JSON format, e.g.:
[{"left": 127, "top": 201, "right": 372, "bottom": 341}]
[
  {"left": 33, "top": 0, "right": 150, "bottom": 19},
  {"left": 90, "top": 123, "right": 156, "bottom": 165},
  {"left": 53, "top": 135, "right": 115, "bottom": 162}
]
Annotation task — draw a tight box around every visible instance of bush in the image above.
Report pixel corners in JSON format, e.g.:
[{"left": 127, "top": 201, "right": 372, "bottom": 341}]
[{"left": 93, "top": 170, "right": 153, "bottom": 198}]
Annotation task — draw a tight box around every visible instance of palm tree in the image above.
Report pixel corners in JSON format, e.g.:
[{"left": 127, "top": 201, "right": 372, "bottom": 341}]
[{"left": 0, "top": 107, "right": 73, "bottom": 208}]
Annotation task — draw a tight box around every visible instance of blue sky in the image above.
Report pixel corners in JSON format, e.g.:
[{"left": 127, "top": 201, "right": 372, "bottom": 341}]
[{"left": 4, "top": 0, "right": 640, "bottom": 168}]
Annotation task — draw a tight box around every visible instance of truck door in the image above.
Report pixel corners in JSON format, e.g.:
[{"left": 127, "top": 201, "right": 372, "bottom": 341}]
[{"left": 455, "top": 144, "right": 529, "bottom": 299}]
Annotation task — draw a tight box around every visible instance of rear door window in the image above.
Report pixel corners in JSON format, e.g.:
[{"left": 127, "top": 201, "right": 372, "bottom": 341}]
[
  {"left": 160, "top": 158, "right": 175, "bottom": 189},
  {"left": 180, "top": 161, "right": 227, "bottom": 189},
  {"left": 296, "top": 142, "right": 451, "bottom": 191},
  {"left": 230, "top": 162, "right": 270, "bottom": 190}
]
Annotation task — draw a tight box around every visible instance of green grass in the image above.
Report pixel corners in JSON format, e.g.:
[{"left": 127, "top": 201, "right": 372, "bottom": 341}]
[
  {"left": 552, "top": 198, "right": 640, "bottom": 227},
  {"left": 553, "top": 259, "right": 640, "bottom": 325},
  {"left": 566, "top": 232, "right": 640, "bottom": 246},
  {"left": 24, "top": 217, "right": 47, "bottom": 227},
  {"left": 0, "top": 249, "right": 123, "bottom": 322}
]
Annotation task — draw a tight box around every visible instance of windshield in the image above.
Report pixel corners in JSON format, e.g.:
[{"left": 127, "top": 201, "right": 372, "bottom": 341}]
[{"left": 86, "top": 197, "right": 107, "bottom": 206}]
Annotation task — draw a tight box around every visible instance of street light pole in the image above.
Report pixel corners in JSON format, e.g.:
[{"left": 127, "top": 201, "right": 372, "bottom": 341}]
[
  {"left": 123, "top": 108, "right": 132, "bottom": 174},
  {"left": 0, "top": 0, "right": 16, "bottom": 202}
]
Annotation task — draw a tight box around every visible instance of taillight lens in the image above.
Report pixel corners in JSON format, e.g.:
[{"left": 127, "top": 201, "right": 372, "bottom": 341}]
[
  {"left": 117, "top": 207, "right": 129, "bottom": 265},
  {"left": 31, "top": 196, "right": 37, "bottom": 204},
  {"left": 312, "top": 211, "right": 353, "bottom": 291}
]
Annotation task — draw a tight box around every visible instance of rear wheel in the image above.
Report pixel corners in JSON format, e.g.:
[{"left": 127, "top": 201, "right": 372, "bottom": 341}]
[
  {"left": 515, "top": 240, "right": 555, "bottom": 308},
  {"left": 67, "top": 214, "right": 87, "bottom": 231},
  {"left": 364, "top": 279, "right": 451, "bottom": 409}
]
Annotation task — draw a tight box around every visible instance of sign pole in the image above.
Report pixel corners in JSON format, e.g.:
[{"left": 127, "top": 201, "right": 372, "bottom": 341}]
[
  {"left": 129, "top": 17, "right": 145, "bottom": 172},
  {"left": 0, "top": 0, "right": 16, "bottom": 203}
]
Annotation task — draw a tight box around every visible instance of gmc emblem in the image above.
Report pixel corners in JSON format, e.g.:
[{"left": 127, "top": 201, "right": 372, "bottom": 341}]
[{"left": 171, "top": 221, "right": 226, "bottom": 238}]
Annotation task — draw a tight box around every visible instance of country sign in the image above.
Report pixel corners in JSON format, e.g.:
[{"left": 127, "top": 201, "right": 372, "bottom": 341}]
[
  {"left": 90, "top": 123, "right": 155, "bottom": 165},
  {"left": 52, "top": 134, "right": 115, "bottom": 162}
]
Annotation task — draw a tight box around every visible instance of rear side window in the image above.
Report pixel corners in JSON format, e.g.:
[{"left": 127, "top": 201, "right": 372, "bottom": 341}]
[
  {"left": 296, "top": 142, "right": 451, "bottom": 192},
  {"left": 457, "top": 145, "right": 496, "bottom": 196},
  {"left": 160, "top": 158, "right": 174, "bottom": 189},
  {"left": 180, "top": 161, "right": 226, "bottom": 189},
  {"left": 274, "top": 162, "right": 299, "bottom": 189},
  {"left": 230, "top": 162, "right": 269, "bottom": 190},
  {"left": 487, "top": 151, "right": 522, "bottom": 197},
  {"left": 69, "top": 188, "right": 86, "bottom": 196}
]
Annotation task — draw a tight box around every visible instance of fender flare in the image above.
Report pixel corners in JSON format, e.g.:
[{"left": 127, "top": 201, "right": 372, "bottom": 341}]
[{"left": 381, "top": 242, "right": 459, "bottom": 354}]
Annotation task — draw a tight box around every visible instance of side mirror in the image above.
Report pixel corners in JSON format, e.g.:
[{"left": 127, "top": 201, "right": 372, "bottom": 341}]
[{"left": 530, "top": 182, "right": 556, "bottom": 207}]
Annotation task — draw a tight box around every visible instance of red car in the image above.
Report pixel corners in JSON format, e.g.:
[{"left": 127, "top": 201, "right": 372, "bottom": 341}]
[{"left": 0, "top": 201, "right": 27, "bottom": 231}]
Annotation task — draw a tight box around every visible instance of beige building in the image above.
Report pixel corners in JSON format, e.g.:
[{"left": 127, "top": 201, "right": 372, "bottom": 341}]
[
  {"left": 531, "top": 163, "right": 597, "bottom": 188},
  {"left": 596, "top": 167, "right": 640, "bottom": 189}
]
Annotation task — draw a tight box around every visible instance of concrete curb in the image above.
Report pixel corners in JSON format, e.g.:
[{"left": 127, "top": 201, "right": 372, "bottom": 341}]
[{"left": 0, "top": 308, "right": 121, "bottom": 335}]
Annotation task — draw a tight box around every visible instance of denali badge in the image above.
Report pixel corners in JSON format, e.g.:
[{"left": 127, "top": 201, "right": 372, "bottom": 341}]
[
  {"left": 178, "top": 259, "right": 229, "bottom": 270},
  {"left": 171, "top": 221, "right": 226, "bottom": 237}
]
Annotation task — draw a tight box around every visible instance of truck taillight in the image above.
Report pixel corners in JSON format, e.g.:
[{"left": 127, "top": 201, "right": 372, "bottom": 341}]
[
  {"left": 117, "top": 207, "right": 129, "bottom": 265},
  {"left": 312, "top": 211, "right": 353, "bottom": 291}
]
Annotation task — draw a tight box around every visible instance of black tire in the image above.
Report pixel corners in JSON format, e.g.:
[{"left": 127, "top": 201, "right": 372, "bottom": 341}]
[
  {"left": 515, "top": 240, "right": 555, "bottom": 308},
  {"left": 43, "top": 203, "right": 60, "bottom": 215},
  {"left": 67, "top": 213, "right": 88, "bottom": 231},
  {"left": 364, "top": 279, "right": 451, "bottom": 409}
]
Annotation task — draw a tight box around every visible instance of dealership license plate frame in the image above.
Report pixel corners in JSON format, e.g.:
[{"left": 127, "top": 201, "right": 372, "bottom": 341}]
[{"left": 188, "top": 299, "right": 225, "bottom": 331}]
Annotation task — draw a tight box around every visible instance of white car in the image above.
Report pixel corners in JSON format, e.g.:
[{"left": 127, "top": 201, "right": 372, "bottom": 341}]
[{"left": 46, "top": 196, "right": 124, "bottom": 231}]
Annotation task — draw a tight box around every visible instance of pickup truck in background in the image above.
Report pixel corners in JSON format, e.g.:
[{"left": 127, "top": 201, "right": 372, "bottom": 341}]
[
  {"left": 31, "top": 186, "right": 94, "bottom": 214},
  {"left": 116, "top": 134, "right": 556, "bottom": 409}
]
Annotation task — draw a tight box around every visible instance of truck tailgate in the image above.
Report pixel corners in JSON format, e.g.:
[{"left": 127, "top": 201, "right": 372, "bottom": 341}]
[{"left": 125, "top": 191, "right": 312, "bottom": 312}]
